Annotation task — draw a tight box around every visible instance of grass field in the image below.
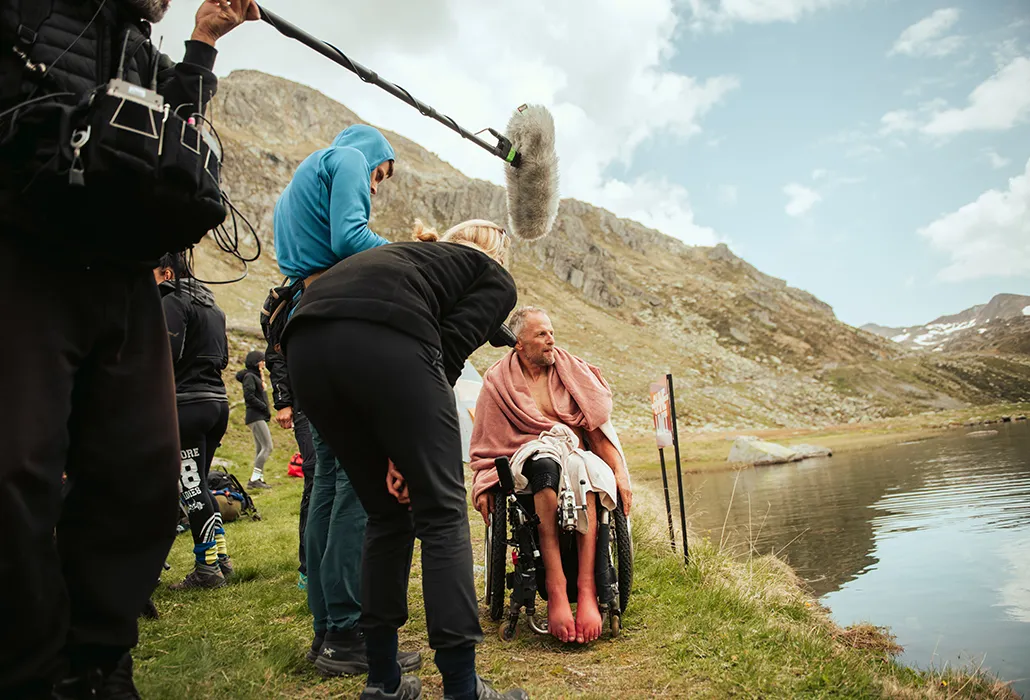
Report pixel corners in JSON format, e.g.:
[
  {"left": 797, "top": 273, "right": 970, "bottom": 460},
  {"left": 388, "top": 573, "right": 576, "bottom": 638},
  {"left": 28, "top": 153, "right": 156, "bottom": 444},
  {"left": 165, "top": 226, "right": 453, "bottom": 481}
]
[{"left": 135, "top": 389, "right": 1020, "bottom": 698}]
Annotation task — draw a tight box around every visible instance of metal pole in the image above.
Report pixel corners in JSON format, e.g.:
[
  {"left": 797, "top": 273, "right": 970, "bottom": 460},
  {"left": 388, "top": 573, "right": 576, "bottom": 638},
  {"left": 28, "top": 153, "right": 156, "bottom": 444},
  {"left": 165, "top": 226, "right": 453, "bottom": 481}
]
[
  {"left": 255, "top": 5, "right": 521, "bottom": 166},
  {"left": 658, "top": 448, "right": 676, "bottom": 551},
  {"left": 667, "top": 373, "right": 689, "bottom": 566}
]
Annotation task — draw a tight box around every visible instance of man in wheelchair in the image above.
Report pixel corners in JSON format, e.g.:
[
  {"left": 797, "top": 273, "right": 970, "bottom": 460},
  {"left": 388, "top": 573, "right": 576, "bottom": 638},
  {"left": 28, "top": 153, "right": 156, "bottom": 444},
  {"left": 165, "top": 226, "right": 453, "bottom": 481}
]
[{"left": 469, "top": 307, "right": 633, "bottom": 644}]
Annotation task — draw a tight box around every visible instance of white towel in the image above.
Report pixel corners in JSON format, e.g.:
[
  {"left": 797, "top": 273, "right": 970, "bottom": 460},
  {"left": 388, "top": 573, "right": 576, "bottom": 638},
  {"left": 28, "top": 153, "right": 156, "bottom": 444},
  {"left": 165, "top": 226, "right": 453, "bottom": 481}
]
[{"left": 508, "top": 424, "right": 619, "bottom": 534}]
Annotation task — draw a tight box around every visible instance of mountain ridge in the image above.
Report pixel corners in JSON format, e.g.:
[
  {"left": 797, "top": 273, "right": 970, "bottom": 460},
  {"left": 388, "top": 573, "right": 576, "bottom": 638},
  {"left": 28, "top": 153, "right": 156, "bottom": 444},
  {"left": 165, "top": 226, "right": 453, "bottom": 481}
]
[
  {"left": 194, "top": 70, "right": 1030, "bottom": 433},
  {"left": 861, "top": 293, "right": 1030, "bottom": 354}
]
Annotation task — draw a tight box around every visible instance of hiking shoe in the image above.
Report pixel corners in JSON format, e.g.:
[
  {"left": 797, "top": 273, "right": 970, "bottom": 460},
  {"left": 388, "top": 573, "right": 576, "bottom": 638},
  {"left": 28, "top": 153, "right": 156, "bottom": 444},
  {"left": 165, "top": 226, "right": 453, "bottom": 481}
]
[
  {"left": 218, "top": 555, "right": 234, "bottom": 578},
  {"left": 52, "top": 654, "right": 141, "bottom": 700},
  {"left": 305, "top": 632, "right": 325, "bottom": 663},
  {"left": 169, "top": 562, "right": 226, "bottom": 590},
  {"left": 102, "top": 653, "right": 142, "bottom": 700},
  {"left": 445, "top": 676, "right": 529, "bottom": 700},
  {"left": 360, "top": 675, "right": 422, "bottom": 700},
  {"left": 314, "top": 634, "right": 422, "bottom": 676},
  {"left": 140, "top": 598, "right": 159, "bottom": 620},
  {"left": 247, "top": 479, "right": 272, "bottom": 490}
]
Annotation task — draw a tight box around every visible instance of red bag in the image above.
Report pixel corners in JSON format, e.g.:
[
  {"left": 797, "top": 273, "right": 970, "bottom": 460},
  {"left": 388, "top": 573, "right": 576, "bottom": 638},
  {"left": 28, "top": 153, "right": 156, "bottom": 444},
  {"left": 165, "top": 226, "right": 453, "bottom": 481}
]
[{"left": 287, "top": 452, "right": 304, "bottom": 478}]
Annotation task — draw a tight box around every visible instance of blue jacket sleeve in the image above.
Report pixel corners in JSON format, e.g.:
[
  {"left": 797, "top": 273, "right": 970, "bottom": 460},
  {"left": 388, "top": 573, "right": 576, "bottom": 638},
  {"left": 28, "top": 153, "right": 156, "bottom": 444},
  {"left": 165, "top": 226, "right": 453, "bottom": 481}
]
[{"left": 323, "top": 149, "right": 390, "bottom": 259}]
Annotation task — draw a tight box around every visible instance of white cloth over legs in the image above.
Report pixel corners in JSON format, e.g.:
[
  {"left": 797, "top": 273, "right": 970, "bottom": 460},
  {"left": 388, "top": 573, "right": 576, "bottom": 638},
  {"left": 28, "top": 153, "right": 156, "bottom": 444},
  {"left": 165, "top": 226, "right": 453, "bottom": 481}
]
[{"left": 508, "top": 422, "right": 627, "bottom": 535}]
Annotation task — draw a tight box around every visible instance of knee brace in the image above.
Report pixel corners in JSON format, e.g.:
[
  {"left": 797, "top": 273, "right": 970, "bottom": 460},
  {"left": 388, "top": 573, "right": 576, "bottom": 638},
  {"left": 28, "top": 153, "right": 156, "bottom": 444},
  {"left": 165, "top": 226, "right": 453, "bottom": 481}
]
[{"left": 524, "top": 457, "right": 561, "bottom": 494}]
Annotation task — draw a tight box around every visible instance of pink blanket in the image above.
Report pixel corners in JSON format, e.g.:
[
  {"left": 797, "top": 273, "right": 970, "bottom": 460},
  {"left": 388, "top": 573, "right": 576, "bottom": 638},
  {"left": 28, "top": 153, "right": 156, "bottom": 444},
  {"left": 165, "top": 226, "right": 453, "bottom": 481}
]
[{"left": 469, "top": 347, "right": 613, "bottom": 501}]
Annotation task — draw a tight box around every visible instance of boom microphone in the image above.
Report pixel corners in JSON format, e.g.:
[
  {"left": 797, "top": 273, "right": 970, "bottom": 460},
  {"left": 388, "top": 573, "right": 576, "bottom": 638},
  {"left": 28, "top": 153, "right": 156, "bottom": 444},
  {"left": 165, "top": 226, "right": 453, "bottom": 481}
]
[
  {"left": 254, "top": 4, "right": 561, "bottom": 242},
  {"left": 502, "top": 105, "right": 560, "bottom": 241}
]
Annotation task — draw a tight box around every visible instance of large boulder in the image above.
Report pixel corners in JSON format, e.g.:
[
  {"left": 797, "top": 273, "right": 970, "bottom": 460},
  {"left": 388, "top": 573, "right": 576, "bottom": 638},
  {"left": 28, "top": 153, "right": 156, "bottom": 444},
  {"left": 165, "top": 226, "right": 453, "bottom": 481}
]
[
  {"left": 792, "top": 444, "right": 833, "bottom": 459},
  {"left": 727, "top": 437, "right": 803, "bottom": 466}
]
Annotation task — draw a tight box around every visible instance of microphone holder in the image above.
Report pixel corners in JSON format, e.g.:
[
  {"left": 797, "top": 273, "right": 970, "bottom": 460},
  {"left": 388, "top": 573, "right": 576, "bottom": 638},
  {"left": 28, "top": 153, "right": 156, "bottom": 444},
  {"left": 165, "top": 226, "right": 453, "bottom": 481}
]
[{"left": 256, "top": 4, "right": 522, "bottom": 168}]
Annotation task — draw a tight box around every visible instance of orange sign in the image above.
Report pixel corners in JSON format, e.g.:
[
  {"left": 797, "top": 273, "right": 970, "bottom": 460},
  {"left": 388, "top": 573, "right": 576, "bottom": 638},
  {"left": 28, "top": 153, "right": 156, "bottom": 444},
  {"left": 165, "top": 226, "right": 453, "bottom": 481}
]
[{"left": 650, "top": 377, "right": 674, "bottom": 449}]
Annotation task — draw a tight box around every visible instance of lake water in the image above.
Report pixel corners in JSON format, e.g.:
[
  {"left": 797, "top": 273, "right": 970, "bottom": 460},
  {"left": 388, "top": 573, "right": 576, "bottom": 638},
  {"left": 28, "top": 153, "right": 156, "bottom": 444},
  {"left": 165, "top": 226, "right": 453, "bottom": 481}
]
[{"left": 672, "top": 421, "right": 1030, "bottom": 697}]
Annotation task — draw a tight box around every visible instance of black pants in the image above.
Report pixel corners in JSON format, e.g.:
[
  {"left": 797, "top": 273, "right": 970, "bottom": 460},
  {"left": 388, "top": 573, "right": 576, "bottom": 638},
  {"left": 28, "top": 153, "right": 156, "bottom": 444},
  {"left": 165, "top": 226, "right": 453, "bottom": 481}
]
[
  {"left": 177, "top": 400, "right": 230, "bottom": 549},
  {"left": 0, "top": 237, "right": 180, "bottom": 697},
  {"left": 294, "top": 408, "right": 317, "bottom": 574},
  {"left": 287, "top": 319, "right": 483, "bottom": 651}
]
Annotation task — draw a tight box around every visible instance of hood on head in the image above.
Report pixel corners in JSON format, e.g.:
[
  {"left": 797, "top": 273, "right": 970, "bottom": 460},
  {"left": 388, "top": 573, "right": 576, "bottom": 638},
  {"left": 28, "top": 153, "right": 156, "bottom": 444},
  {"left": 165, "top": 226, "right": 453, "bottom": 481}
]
[
  {"left": 331, "top": 125, "right": 395, "bottom": 173},
  {"left": 244, "top": 350, "right": 264, "bottom": 371},
  {"left": 160, "top": 279, "right": 215, "bottom": 307}
]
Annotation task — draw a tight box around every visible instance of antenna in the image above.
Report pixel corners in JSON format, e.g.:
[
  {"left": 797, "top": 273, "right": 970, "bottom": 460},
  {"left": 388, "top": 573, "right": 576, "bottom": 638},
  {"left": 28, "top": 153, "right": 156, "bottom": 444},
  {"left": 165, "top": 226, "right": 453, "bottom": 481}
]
[
  {"left": 149, "top": 36, "right": 163, "bottom": 90},
  {"left": 116, "top": 32, "right": 130, "bottom": 81}
]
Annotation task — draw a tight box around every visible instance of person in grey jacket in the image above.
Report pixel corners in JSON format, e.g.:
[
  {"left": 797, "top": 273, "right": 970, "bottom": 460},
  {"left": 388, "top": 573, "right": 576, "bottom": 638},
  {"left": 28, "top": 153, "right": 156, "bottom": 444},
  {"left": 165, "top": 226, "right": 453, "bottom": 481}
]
[{"left": 237, "top": 351, "right": 273, "bottom": 489}]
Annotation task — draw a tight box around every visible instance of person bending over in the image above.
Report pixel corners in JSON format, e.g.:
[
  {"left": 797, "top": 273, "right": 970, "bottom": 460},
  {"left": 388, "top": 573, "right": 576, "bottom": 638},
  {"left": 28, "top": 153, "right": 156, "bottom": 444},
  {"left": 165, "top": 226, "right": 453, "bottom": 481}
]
[
  {"left": 469, "top": 307, "right": 633, "bottom": 645},
  {"left": 283, "top": 220, "right": 528, "bottom": 700},
  {"left": 271, "top": 124, "right": 407, "bottom": 672}
]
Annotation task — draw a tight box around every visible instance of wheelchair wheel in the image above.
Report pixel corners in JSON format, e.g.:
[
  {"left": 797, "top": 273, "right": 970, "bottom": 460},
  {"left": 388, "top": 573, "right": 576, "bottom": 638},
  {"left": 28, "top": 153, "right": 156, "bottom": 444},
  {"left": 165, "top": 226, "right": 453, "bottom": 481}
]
[
  {"left": 613, "top": 504, "right": 633, "bottom": 615},
  {"left": 488, "top": 494, "right": 508, "bottom": 622}
]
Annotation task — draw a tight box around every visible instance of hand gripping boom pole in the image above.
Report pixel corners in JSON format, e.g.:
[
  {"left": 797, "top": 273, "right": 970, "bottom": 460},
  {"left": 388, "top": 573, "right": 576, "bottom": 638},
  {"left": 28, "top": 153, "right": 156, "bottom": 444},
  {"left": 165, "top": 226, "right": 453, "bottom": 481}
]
[{"left": 255, "top": 4, "right": 522, "bottom": 167}]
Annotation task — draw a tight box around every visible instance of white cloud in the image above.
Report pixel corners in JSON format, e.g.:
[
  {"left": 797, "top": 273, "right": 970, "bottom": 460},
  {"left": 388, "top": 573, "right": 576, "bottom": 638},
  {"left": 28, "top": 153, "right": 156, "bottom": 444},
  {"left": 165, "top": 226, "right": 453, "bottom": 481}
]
[
  {"left": 984, "top": 149, "right": 1011, "bottom": 169},
  {"left": 685, "top": 0, "right": 849, "bottom": 28},
  {"left": 155, "top": 0, "right": 736, "bottom": 246},
  {"left": 811, "top": 168, "right": 828, "bottom": 181},
  {"left": 783, "top": 183, "right": 822, "bottom": 217},
  {"left": 877, "top": 58, "right": 1030, "bottom": 138},
  {"left": 888, "top": 8, "right": 964, "bottom": 58},
  {"left": 903, "top": 276, "right": 916, "bottom": 288},
  {"left": 880, "top": 109, "right": 919, "bottom": 134},
  {"left": 716, "top": 184, "right": 739, "bottom": 206},
  {"left": 923, "top": 57, "right": 1030, "bottom": 135},
  {"left": 918, "top": 157, "right": 1030, "bottom": 282}
]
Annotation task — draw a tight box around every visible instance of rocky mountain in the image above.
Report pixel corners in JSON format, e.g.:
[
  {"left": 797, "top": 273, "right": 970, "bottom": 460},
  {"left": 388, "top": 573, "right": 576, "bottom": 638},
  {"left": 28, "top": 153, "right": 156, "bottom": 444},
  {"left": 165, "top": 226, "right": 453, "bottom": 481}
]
[
  {"left": 862, "top": 294, "right": 1030, "bottom": 354},
  {"left": 193, "top": 71, "right": 1030, "bottom": 434}
]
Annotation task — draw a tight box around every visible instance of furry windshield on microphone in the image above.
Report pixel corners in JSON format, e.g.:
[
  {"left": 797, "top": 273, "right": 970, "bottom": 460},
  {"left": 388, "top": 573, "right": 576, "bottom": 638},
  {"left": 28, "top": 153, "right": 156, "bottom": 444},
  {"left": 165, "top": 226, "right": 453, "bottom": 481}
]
[
  {"left": 504, "top": 105, "right": 559, "bottom": 241},
  {"left": 122, "top": 0, "right": 171, "bottom": 23}
]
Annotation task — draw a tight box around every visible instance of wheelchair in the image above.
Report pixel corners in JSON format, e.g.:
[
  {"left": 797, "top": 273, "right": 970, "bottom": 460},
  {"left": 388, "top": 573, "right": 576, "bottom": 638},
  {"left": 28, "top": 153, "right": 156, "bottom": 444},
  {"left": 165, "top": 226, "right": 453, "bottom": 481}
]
[{"left": 483, "top": 456, "right": 633, "bottom": 641}]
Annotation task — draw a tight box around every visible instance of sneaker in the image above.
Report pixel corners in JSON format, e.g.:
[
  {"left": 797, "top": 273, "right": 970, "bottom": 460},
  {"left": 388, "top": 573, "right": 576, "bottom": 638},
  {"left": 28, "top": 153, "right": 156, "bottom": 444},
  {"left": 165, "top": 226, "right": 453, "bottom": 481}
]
[
  {"left": 247, "top": 479, "right": 272, "bottom": 490},
  {"left": 169, "top": 562, "right": 226, "bottom": 590},
  {"left": 314, "top": 632, "right": 422, "bottom": 676},
  {"left": 218, "top": 555, "right": 234, "bottom": 578},
  {"left": 444, "top": 676, "right": 529, "bottom": 700},
  {"left": 305, "top": 632, "right": 325, "bottom": 663},
  {"left": 360, "top": 675, "right": 422, "bottom": 700}
]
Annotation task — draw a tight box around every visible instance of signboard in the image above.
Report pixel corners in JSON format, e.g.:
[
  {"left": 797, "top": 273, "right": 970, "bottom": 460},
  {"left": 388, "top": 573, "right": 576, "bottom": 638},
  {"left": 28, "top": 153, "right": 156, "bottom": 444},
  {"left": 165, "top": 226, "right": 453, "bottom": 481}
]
[{"left": 650, "top": 377, "right": 674, "bottom": 449}]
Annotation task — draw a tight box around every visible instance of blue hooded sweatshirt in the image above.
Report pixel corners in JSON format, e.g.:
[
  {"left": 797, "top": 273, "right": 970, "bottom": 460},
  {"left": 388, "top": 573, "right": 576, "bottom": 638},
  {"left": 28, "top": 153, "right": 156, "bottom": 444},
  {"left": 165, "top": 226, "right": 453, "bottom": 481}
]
[{"left": 273, "top": 125, "right": 395, "bottom": 281}]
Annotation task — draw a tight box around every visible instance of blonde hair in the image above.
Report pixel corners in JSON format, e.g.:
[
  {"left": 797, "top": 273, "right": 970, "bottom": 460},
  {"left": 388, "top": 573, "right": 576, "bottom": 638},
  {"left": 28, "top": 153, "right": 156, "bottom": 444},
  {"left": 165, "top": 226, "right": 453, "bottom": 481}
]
[{"left": 411, "top": 218, "right": 511, "bottom": 268}]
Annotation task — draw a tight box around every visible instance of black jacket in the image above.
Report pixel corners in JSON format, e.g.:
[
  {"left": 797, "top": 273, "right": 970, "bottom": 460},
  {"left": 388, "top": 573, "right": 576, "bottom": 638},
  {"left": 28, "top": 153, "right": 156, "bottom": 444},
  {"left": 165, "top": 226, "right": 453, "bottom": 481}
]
[
  {"left": 284, "top": 241, "right": 518, "bottom": 386},
  {"left": 159, "top": 279, "right": 228, "bottom": 404},
  {"left": 236, "top": 363, "right": 270, "bottom": 425},
  {"left": 265, "top": 344, "right": 294, "bottom": 412},
  {"left": 0, "top": 0, "right": 218, "bottom": 239},
  {"left": 0, "top": 0, "right": 217, "bottom": 112}
]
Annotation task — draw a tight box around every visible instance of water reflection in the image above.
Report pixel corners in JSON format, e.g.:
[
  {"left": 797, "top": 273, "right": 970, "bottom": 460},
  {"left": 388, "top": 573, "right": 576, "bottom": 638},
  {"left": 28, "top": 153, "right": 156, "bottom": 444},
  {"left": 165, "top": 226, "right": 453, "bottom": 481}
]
[{"left": 672, "top": 422, "right": 1030, "bottom": 696}]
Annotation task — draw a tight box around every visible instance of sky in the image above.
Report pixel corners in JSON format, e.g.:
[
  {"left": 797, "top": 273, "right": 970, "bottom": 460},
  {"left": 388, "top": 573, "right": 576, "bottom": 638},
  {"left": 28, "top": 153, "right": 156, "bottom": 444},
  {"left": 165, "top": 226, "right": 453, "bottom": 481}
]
[{"left": 155, "top": 0, "right": 1030, "bottom": 328}]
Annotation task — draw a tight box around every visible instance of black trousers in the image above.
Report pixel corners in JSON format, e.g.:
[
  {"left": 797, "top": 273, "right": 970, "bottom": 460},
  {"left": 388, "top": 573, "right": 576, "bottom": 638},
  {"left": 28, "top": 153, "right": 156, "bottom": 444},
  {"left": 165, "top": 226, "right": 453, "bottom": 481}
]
[
  {"left": 177, "top": 400, "right": 230, "bottom": 548},
  {"left": 0, "top": 237, "right": 180, "bottom": 697},
  {"left": 294, "top": 408, "right": 317, "bottom": 574},
  {"left": 287, "top": 319, "right": 484, "bottom": 651}
]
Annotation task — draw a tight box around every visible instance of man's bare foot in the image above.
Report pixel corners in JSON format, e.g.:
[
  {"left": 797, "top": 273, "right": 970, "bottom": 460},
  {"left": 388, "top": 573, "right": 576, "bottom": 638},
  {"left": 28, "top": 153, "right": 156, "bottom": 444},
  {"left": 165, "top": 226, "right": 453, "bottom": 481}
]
[
  {"left": 575, "top": 586, "right": 603, "bottom": 644},
  {"left": 546, "top": 581, "right": 576, "bottom": 643}
]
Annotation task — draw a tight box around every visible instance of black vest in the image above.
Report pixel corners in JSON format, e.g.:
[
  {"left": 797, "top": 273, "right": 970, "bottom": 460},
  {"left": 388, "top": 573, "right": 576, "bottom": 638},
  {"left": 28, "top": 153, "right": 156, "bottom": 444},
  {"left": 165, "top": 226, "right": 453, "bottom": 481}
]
[{"left": 0, "top": 0, "right": 168, "bottom": 105}]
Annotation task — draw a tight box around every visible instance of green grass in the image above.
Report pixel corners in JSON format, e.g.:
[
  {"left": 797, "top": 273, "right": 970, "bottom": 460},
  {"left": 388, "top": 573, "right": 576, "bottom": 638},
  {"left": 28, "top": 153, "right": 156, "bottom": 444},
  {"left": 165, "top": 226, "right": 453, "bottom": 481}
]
[{"left": 136, "top": 398, "right": 1017, "bottom": 698}]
